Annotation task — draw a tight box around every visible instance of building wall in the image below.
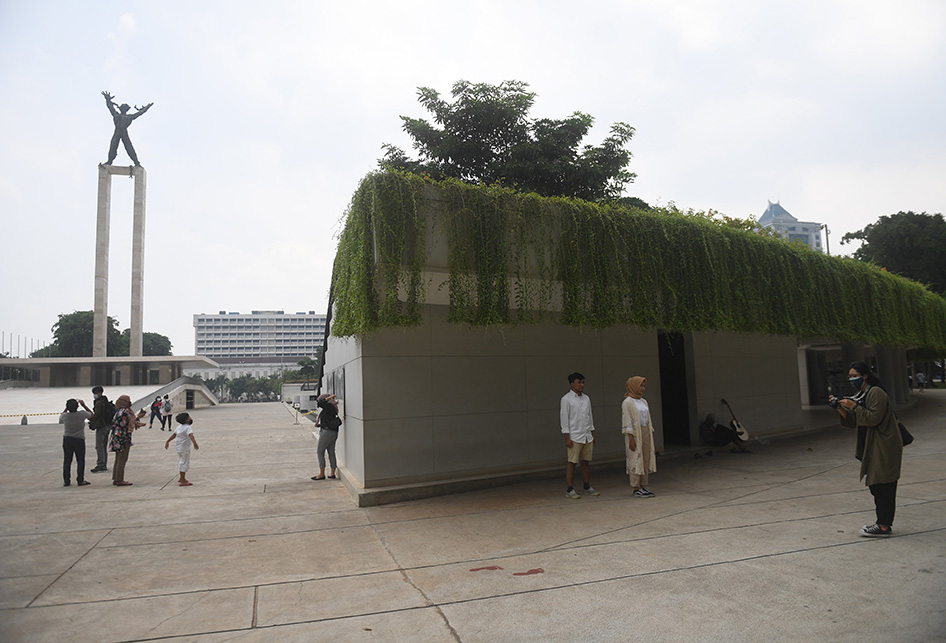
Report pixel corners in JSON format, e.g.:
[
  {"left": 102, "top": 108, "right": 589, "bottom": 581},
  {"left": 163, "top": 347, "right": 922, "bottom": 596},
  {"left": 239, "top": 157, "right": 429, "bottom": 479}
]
[
  {"left": 325, "top": 304, "right": 657, "bottom": 489},
  {"left": 690, "top": 331, "right": 803, "bottom": 440},
  {"left": 323, "top": 306, "right": 806, "bottom": 490}
]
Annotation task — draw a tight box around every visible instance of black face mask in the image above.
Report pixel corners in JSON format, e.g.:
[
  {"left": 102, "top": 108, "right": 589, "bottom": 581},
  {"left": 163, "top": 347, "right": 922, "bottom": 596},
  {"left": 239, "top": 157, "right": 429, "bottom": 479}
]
[{"left": 849, "top": 376, "right": 864, "bottom": 390}]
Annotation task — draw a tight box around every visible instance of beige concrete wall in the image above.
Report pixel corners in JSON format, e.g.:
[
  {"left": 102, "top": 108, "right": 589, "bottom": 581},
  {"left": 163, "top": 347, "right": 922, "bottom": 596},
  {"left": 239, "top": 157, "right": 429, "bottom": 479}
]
[
  {"left": 690, "top": 331, "right": 802, "bottom": 439},
  {"left": 325, "top": 305, "right": 660, "bottom": 489}
]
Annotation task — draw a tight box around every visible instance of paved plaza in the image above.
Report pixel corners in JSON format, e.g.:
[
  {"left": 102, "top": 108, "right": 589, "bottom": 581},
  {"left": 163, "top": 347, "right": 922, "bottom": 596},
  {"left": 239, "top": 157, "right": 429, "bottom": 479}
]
[{"left": 0, "top": 391, "right": 944, "bottom": 642}]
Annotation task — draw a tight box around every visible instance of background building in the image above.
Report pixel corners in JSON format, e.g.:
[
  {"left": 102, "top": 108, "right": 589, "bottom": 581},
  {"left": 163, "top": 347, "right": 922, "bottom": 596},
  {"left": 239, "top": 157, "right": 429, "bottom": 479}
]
[
  {"left": 758, "top": 201, "right": 825, "bottom": 251},
  {"left": 185, "top": 310, "right": 326, "bottom": 380}
]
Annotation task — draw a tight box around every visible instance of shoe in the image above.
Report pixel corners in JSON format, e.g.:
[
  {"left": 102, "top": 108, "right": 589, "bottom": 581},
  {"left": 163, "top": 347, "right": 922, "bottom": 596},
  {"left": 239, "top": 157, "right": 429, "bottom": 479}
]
[
  {"left": 583, "top": 486, "right": 600, "bottom": 496},
  {"left": 90, "top": 467, "right": 107, "bottom": 473},
  {"left": 640, "top": 487, "right": 655, "bottom": 497},
  {"left": 565, "top": 489, "right": 581, "bottom": 499},
  {"left": 327, "top": 475, "right": 337, "bottom": 479},
  {"left": 311, "top": 475, "right": 325, "bottom": 480},
  {"left": 63, "top": 482, "right": 70, "bottom": 487},
  {"left": 78, "top": 480, "right": 91, "bottom": 486},
  {"left": 633, "top": 488, "right": 653, "bottom": 498},
  {"left": 115, "top": 481, "right": 133, "bottom": 486},
  {"left": 860, "top": 524, "right": 892, "bottom": 538}
]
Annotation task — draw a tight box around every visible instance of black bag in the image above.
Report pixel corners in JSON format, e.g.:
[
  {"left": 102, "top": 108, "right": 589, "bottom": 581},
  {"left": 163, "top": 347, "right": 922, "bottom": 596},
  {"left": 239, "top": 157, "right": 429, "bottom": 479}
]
[
  {"left": 898, "top": 421, "right": 914, "bottom": 447},
  {"left": 103, "top": 399, "right": 116, "bottom": 424}
]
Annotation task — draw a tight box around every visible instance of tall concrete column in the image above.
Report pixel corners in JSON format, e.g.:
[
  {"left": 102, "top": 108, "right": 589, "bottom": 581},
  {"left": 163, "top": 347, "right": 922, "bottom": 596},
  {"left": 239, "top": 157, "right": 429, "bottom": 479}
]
[
  {"left": 93, "top": 165, "right": 147, "bottom": 358},
  {"left": 130, "top": 166, "right": 147, "bottom": 356},
  {"left": 93, "top": 166, "right": 112, "bottom": 357}
]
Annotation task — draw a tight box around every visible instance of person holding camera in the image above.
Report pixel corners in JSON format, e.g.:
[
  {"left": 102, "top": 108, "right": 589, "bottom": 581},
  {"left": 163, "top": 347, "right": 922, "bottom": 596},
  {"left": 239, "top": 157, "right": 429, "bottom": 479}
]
[{"left": 829, "top": 361, "right": 903, "bottom": 537}]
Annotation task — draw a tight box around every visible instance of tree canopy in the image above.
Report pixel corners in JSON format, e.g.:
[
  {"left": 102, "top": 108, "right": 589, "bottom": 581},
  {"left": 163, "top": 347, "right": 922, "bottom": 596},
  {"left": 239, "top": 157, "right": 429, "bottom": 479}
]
[
  {"left": 379, "top": 80, "right": 636, "bottom": 201},
  {"left": 31, "top": 310, "right": 173, "bottom": 357},
  {"left": 841, "top": 211, "right": 946, "bottom": 295}
]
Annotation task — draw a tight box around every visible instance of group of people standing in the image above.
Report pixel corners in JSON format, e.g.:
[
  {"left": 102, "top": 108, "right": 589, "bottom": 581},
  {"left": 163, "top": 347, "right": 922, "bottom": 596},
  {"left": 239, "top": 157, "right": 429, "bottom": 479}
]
[
  {"left": 60, "top": 387, "right": 199, "bottom": 488},
  {"left": 148, "top": 395, "right": 174, "bottom": 429},
  {"left": 560, "top": 372, "right": 657, "bottom": 500},
  {"left": 561, "top": 363, "right": 906, "bottom": 539}
]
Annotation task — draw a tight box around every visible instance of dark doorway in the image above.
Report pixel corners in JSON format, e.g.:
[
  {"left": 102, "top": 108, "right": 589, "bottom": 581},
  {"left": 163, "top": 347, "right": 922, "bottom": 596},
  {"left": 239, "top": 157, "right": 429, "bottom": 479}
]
[{"left": 658, "top": 332, "right": 690, "bottom": 446}]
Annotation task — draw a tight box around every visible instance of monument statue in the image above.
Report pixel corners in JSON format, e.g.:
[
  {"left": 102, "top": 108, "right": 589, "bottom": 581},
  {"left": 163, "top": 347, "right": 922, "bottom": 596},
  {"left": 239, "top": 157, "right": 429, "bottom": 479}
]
[{"left": 101, "top": 91, "right": 153, "bottom": 167}]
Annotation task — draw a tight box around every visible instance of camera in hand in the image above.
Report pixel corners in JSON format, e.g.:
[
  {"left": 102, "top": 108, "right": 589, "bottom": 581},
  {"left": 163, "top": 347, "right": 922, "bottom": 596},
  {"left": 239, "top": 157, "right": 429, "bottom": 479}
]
[{"left": 828, "top": 395, "right": 854, "bottom": 410}]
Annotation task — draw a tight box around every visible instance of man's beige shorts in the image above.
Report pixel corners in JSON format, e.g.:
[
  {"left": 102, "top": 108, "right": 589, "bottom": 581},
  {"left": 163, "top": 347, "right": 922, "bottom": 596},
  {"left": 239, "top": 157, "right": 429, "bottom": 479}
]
[{"left": 567, "top": 440, "right": 593, "bottom": 463}]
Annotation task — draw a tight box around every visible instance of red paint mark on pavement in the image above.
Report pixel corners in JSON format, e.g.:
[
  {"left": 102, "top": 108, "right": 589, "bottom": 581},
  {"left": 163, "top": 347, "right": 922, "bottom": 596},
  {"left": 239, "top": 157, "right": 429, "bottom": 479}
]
[
  {"left": 513, "top": 568, "right": 544, "bottom": 576},
  {"left": 469, "top": 566, "right": 504, "bottom": 572}
]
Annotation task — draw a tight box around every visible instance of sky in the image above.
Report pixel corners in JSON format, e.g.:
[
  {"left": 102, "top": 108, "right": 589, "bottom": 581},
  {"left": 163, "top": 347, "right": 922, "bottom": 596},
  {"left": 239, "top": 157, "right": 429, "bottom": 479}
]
[{"left": 2, "top": 0, "right": 945, "bottom": 357}]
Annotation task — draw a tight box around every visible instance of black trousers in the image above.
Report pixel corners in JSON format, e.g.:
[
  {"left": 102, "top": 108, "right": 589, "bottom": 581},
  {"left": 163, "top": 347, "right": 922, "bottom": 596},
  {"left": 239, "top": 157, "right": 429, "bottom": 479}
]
[
  {"left": 63, "top": 436, "right": 86, "bottom": 484},
  {"left": 868, "top": 480, "right": 898, "bottom": 526}
]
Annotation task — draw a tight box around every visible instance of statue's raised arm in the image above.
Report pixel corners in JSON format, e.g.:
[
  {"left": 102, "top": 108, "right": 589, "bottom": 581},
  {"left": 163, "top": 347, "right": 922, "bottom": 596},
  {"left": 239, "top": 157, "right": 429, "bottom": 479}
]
[
  {"left": 101, "top": 92, "right": 153, "bottom": 167},
  {"left": 130, "top": 103, "right": 154, "bottom": 120},
  {"left": 102, "top": 91, "right": 118, "bottom": 117}
]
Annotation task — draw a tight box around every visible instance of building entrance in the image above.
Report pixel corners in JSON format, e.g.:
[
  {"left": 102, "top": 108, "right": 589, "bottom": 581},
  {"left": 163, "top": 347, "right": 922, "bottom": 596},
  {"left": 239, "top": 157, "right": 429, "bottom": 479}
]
[{"left": 658, "top": 331, "right": 691, "bottom": 446}]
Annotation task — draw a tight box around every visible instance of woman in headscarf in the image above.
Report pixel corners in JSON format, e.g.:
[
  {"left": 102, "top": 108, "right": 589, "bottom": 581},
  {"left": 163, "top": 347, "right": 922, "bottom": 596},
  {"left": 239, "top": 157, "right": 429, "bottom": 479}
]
[
  {"left": 109, "top": 394, "right": 143, "bottom": 486},
  {"left": 622, "top": 376, "right": 657, "bottom": 497},
  {"left": 311, "top": 393, "right": 341, "bottom": 481}
]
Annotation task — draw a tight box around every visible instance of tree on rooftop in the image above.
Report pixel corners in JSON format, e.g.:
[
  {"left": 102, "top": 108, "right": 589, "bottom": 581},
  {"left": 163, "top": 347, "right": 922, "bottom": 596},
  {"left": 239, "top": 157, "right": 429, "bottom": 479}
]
[{"left": 380, "top": 80, "right": 637, "bottom": 201}]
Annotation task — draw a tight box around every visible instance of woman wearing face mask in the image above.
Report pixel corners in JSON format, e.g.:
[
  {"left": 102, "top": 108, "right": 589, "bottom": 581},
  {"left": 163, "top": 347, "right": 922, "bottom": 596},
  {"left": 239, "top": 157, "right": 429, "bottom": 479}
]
[{"left": 829, "top": 361, "right": 903, "bottom": 537}]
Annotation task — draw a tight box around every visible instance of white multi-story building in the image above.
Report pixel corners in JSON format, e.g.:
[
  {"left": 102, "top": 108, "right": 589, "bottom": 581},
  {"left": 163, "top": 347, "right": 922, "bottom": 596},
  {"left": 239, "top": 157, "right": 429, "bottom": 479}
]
[
  {"left": 758, "top": 201, "right": 824, "bottom": 252},
  {"left": 186, "top": 310, "right": 326, "bottom": 380}
]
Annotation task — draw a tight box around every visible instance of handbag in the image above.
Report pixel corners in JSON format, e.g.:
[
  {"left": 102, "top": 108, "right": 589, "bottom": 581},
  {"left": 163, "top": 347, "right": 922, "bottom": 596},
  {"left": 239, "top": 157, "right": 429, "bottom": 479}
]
[{"left": 897, "top": 421, "right": 914, "bottom": 447}]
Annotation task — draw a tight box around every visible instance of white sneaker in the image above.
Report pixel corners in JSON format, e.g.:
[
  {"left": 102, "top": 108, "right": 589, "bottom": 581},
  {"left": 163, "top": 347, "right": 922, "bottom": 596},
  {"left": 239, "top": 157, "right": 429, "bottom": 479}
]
[
  {"left": 565, "top": 489, "right": 581, "bottom": 499},
  {"left": 583, "top": 486, "right": 600, "bottom": 496}
]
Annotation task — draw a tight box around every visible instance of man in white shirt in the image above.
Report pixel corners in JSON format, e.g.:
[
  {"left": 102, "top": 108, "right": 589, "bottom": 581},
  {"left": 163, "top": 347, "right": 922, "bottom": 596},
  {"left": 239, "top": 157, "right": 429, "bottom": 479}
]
[{"left": 560, "top": 372, "right": 599, "bottom": 499}]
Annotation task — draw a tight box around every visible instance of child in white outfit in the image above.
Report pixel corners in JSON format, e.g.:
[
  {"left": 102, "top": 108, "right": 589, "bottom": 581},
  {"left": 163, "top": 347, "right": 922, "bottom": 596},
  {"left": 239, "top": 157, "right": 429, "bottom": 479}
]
[{"left": 164, "top": 412, "right": 199, "bottom": 486}]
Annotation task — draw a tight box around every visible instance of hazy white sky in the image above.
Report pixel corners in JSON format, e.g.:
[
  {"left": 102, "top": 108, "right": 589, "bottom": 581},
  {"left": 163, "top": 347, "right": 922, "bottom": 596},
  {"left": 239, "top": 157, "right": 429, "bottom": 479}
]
[{"left": 2, "top": 0, "right": 944, "bottom": 356}]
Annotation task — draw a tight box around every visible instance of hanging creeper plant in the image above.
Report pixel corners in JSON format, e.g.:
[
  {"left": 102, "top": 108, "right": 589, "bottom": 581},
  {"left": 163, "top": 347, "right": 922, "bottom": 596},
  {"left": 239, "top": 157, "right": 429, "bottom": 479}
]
[{"left": 330, "top": 170, "right": 946, "bottom": 352}]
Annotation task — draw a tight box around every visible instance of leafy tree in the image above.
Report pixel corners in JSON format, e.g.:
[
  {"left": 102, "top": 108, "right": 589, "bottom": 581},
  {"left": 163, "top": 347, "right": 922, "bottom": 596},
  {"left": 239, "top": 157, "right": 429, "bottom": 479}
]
[
  {"left": 120, "top": 329, "right": 173, "bottom": 356},
  {"left": 380, "top": 80, "right": 637, "bottom": 201},
  {"left": 841, "top": 211, "right": 946, "bottom": 294},
  {"left": 297, "top": 356, "right": 318, "bottom": 378},
  {"left": 31, "top": 311, "right": 173, "bottom": 357}
]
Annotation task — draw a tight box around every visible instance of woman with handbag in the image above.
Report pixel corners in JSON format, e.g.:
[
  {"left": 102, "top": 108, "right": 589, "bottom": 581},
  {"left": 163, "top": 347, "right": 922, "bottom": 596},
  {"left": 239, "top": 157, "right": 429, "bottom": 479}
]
[
  {"left": 311, "top": 394, "right": 341, "bottom": 481},
  {"left": 830, "top": 362, "right": 903, "bottom": 537}
]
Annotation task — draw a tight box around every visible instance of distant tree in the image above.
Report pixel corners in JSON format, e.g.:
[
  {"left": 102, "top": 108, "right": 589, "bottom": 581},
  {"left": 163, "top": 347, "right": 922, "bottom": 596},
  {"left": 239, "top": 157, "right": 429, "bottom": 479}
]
[
  {"left": 297, "top": 356, "right": 318, "bottom": 379},
  {"left": 380, "top": 80, "right": 638, "bottom": 201},
  {"left": 119, "top": 329, "right": 173, "bottom": 356},
  {"left": 841, "top": 211, "right": 946, "bottom": 294},
  {"left": 32, "top": 311, "right": 123, "bottom": 357},
  {"left": 31, "top": 311, "right": 174, "bottom": 357}
]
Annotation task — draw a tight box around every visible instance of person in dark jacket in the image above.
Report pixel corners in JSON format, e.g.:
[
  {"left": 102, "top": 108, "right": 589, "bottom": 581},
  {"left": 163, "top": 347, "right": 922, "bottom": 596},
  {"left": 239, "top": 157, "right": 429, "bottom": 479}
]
[
  {"left": 311, "top": 394, "right": 341, "bottom": 481},
  {"left": 88, "top": 386, "right": 111, "bottom": 473},
  {"left": 831, "top": 361, "right": 903, "bottom": 538}
]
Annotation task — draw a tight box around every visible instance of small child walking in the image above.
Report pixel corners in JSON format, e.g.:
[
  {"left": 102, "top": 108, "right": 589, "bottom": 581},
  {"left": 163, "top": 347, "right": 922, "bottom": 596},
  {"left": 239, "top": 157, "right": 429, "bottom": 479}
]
[{"left": 165, "top": 412, "right": 199, "bottom": 486}]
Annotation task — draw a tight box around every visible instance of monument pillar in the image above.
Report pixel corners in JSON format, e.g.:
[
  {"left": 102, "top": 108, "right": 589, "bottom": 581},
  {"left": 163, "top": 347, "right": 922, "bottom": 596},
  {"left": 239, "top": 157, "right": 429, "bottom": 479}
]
[{"left": 93, "top": 164, "right": 147, "bottom": 358}]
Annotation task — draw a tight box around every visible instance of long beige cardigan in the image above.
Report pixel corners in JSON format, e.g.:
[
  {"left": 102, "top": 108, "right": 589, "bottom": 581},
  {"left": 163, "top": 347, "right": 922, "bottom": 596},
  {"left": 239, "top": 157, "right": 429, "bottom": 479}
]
[{"left": 622, "top": 397, "right": 657, "bottom": 476}]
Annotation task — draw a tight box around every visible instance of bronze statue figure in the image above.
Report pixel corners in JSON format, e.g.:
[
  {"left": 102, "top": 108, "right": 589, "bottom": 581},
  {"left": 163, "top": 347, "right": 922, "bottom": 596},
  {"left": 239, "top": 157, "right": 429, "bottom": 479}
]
[{"left": 101, "top": 91, "right": 153, "bottom": 166}]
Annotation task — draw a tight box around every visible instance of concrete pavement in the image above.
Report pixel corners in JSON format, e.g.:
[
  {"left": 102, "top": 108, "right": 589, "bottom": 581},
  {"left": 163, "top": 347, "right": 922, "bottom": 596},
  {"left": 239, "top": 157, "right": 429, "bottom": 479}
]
[{"left": 1, "top": 392, "right": 944, "bottom": 642}]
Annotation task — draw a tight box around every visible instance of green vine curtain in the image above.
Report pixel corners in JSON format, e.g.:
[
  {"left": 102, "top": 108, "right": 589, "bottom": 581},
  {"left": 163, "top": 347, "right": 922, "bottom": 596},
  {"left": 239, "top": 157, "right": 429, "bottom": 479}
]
[{"left": 331, "top": 171, "right": 946, "bottom": 351}]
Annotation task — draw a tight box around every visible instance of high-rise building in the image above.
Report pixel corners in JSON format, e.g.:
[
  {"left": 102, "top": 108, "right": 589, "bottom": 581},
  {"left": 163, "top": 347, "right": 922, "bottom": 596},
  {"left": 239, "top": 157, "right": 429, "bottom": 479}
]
[
  {"left": 193, "top": 310, "right": 326, "bottom": 359},
  {"left": 758, "top": 202, "right": 824, "bottom": 252},
  {"left": 186, "top": 310, "right": 327, "bottom": 381}
]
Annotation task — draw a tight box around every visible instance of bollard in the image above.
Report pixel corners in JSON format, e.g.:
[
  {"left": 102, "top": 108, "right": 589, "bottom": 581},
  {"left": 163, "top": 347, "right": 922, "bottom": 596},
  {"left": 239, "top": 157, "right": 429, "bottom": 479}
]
[{"left": 21, "top": 415, "right": 28, "bottom": 425}]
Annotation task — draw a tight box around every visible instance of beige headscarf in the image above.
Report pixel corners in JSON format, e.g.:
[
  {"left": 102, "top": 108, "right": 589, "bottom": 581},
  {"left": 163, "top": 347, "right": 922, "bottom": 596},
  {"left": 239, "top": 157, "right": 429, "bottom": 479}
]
[
  {"left": 115, "top": 394, "right": 132, "bottom": 408},
  {"left": 625, "top": 376, "right": 646, "bottom": 399}
]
